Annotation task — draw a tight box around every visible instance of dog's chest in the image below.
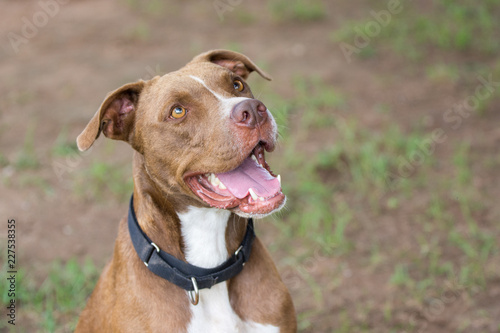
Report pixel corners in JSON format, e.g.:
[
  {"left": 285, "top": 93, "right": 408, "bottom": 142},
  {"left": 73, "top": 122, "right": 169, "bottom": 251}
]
[{"left": 178, "top": 207, "right": 279, "bottom": 333}]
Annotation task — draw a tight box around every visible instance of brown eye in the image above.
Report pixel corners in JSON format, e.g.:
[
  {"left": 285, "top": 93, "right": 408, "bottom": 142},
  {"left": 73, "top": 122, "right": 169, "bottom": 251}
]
[
  {"left": 171, "top": 106, "right": 187, "bottom": 119},
  {"left": 233, "top": 80, "right": 244, "bottom": 92}
]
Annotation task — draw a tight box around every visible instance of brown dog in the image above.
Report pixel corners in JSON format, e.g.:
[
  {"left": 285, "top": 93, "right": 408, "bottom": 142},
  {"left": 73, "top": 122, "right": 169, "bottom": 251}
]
[{"left": 75, "top": 50, "right": 296, "bottom": 332}]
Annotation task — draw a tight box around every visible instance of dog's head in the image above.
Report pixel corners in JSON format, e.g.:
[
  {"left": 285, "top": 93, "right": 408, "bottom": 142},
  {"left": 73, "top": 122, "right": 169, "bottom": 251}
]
[{"left": 77, "top": 50, "right": 285, "bottom": 218}]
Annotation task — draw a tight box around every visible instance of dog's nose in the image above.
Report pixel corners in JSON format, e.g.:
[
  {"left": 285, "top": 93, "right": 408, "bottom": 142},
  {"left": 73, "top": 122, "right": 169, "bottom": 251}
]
[{"left": 231, "top": 99, "right": 268, "bottom": 128}]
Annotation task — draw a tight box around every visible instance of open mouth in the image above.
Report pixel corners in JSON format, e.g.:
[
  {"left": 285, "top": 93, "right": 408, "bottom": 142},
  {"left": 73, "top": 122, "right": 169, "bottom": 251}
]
[{"left": 185, "top": 143, "right": 285, "bottom": 216}]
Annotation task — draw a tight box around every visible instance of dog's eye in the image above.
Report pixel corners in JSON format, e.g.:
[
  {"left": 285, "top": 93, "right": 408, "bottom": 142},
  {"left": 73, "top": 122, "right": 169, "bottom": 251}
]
[
  {"left": 233, "top": 80, "right": 244, "bottom": 92},
  {"left": 171, "top": 106, "right": 187, "bottom": 119}
]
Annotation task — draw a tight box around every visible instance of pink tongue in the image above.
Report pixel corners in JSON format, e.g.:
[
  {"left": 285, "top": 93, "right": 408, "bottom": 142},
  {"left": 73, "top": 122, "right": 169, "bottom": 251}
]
[{"left": 216, "top": 158, "right": 280, "bottom": 199}]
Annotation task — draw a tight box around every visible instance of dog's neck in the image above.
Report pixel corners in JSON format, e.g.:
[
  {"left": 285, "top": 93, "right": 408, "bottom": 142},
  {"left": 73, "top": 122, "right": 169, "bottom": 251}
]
[
  {"left": 131, "top": 152, "right": 247, "bottom": 266},
  {"left": 178, "top": 207, "right": 231, "bottom": 268}
]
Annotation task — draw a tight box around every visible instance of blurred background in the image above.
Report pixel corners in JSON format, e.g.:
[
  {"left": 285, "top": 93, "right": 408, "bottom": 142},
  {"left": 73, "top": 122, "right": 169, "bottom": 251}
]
[{"left": 1, "top": 0, "right": 500, "bottom": 332}]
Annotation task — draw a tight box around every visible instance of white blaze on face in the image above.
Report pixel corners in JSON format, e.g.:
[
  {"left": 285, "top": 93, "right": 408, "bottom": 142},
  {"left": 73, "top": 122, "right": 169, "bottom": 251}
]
[
  {"left": 188, "top": 75, "right": 278, "bottom": 140},
  {"left": 189, "top": 75, "right": 250, "bottom": 119}
]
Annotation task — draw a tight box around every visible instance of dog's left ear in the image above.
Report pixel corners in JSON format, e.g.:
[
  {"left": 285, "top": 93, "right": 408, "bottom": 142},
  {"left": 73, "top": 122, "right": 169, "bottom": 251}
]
[
  {"left": 76, "top": 80, "right": 146, "bottom": 151},
  {"left": 191, "top": 49, "right": 272, "bottom": 81}
]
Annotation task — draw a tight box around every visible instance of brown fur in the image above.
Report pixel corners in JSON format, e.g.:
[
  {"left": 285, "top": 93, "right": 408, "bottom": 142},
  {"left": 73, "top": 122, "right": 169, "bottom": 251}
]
[{"left": 75, "top": 50, "right": 296, "bottom": 332}]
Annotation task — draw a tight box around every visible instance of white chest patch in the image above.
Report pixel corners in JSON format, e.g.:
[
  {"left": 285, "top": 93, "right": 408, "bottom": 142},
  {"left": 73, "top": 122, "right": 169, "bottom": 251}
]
[{"left": 178, "top": 206, "right": 280, "bottom": 333}]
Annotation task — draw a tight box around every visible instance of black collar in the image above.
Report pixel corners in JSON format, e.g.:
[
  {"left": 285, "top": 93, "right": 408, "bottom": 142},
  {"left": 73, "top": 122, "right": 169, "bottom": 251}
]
[{"left": 127, "top": 195, "right": 255, "bottom": 295}]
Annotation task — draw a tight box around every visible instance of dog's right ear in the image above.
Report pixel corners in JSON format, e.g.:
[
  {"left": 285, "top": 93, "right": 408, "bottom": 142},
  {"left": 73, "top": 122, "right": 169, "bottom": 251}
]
[{"left": 76, "top": 80, "right": 146, "bottom": 151}]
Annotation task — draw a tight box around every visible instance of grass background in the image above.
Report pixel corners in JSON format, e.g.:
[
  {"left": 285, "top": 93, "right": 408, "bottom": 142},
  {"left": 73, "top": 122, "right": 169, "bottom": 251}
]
[{"left": 1, "top": 0, "right": 500, "bottom": 332}]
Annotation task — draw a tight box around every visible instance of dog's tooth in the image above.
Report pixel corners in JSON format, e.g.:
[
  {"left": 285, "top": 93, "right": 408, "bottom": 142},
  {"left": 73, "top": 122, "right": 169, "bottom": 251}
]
[
  {"left": 212, "top": 177, "right": 220, "bottom": 186},
  {"left": 248, "top": 188, "right": 258, "bottom": 201},
  {"left": 251, "top": 155, "right": 258, "bottom": 162},
  {"left": 210, "top": 174, "right": 220, "bottom": 186},
  {"left": 259, "top": 196, "right": 265, "bottom": 201},
  {"left": 277, "top": 174, "right": 281, "bottom": 186},
  {"left": 219, "top": 182, "right": 227, "bottom": 190}
]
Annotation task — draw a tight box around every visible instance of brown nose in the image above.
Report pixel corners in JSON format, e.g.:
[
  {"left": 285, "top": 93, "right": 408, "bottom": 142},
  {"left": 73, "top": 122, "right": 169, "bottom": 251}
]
[{"left": 231, "top": 99, "right": 268, "bottom": 128}]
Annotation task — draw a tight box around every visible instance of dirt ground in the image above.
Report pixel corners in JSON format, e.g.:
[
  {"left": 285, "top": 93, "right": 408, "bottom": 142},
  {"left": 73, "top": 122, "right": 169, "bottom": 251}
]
[{"left": 1, "top": 0, "right": 500, "bottom": 332}]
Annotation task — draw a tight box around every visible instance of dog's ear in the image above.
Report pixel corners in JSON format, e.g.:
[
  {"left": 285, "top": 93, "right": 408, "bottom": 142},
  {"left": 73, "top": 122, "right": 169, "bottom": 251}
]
[
  {"left": 76, "top": 80, "right": 146, "bottom": 151},
  {"left": 191, "top": 49, "right": 272, "bottom": 81}
]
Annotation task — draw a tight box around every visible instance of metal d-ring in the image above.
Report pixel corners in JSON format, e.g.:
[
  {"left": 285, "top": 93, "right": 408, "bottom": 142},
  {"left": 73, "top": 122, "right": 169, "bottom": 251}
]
[
  {"left": 235, "top": 245, "right": 245, "bottom": 266},
  {"left": 188, "top": 277, "right": 200, "bottom": 305},
  {"left": 144, "top": 242, "right": 160, "bottom": 267},
  {"left": 151, "top": 242, "right": 160, "bottom": 253},
  {"left": 234, "top": 245, "right": 243, "bottom": 257},
  {"left": 143, "top": 242, "right": 160, "bottom": 267}
]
